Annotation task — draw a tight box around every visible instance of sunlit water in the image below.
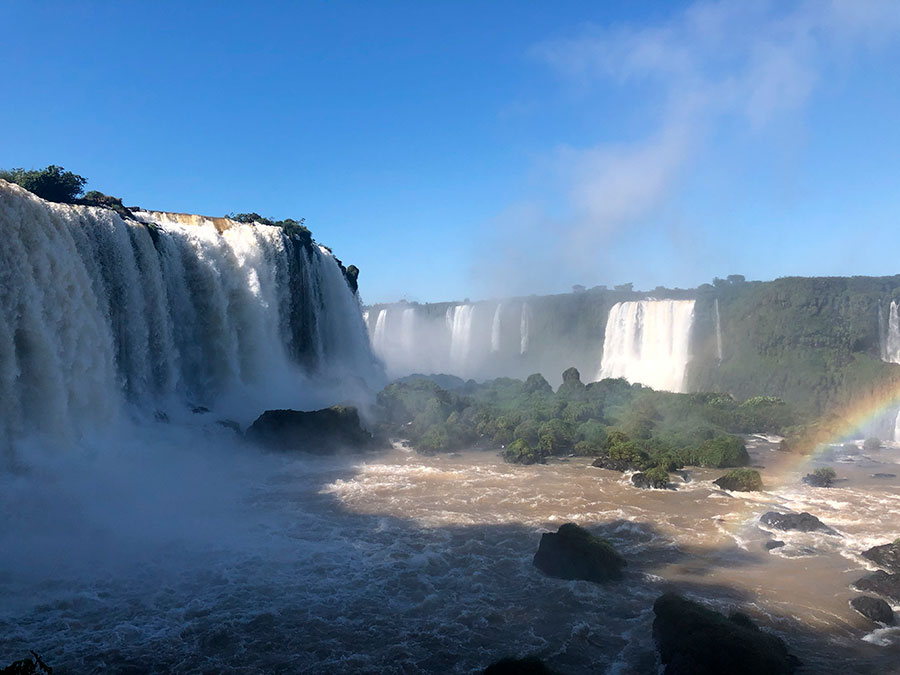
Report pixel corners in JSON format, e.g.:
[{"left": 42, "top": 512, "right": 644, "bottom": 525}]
[{"left": 2, "top": 432, "right": 899, "bottom": 673}]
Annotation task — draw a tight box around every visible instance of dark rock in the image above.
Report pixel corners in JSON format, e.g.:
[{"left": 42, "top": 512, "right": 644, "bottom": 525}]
[
  {"left": 714, "top": 469, "right": 763, "bottom": 492},
  {"left": 216, "top": 419, "right": 242, "bottom": 434},
  {"left": 154, "top": 410, "right": 169, "bottom": 423},
  {"left": 862, "top": 540, "right": 900, "bottom": 573},
  {"left": 765, "top": 540, "right": 785, "bottom": 550},
  {"left": 850, "top": 596, "right": 894, "bottom": 625},
  {"left": 591, "top": 456, "right": 642, "bottom": 472},
  {"left": 556, "top": 367, "right": 586, "bottom": 397},
  {"left": 533, "top": 522, "right": 626, "bottom": 583},
  {"left": 192, "top": 406, "right": 210, "bottom": 414},
  {"left": 246, "top": 406, "right": 381, "bottom": 453},
  {"left": 632, "top": 466, "right": 670, "bottom": 489},
  {"left": 852, "top": 570, "right": 900, "bottom": 603},
  {"left": 652, "top": 593, "right": 799, "bottom": 675},
  {"left": 759, "top": 511, "right": 838, "bottom": 535},
  {"left": 483, "top": 656, "right": 555, "bottom": 674},
  {"left": 873, "top": 473, "right": 897, "bottom": 479}
]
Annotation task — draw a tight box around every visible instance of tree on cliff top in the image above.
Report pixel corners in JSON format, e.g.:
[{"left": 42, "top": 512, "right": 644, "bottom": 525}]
[{"left": 0, "top": 165, "right": 87, "bottom": 203}]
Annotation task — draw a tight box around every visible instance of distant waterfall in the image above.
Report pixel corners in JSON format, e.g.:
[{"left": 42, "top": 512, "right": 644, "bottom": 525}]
[
  {"left": 714, "top": 298, "right": 724, "bottom": 362},
  {"left": 447, "top": 304, "right": 475, "bottom": 369},
  {"left": 490, "top": 304, "right": 502, "bottom": 353},
  {"left": 598, "top": 300, "right": 695, "bottom": 392},
  {"left": 0, "top": 180, "right": 380, "bottom": 442},
  {"left": 883, "top": 301, "right": 900, "bottom": 364},
  {"left": 520, "top": 303, "right": 532, "bottom": 355},
  {"left": 373, "top": 309, "right": 388, "bottom": 354}
]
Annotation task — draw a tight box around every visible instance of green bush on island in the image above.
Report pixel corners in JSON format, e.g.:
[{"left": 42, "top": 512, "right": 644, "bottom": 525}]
[
  {"left": 714, "top": 468, "right": 763, "bottom": 492},
  {"left": 864, "top": 437, "right": 882, "bottom": 452},
  {"left": 375, "top": 370, "right": 781, "bottom": 469}
]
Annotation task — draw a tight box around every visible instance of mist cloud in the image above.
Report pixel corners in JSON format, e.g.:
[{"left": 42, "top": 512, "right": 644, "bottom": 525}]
[{"left": 476, "top": 0, "right": 900, "bottom": 297}]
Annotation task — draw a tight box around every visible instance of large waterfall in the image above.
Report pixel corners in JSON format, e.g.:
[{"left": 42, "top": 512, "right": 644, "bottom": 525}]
[
  {"left": 0, "top": 180, "right": 381, "bottom": 444},
  {"left": 882, "top": 301, "right": 900, "bottom": 364},
  {"left": 598, "top": 300, "right": 696, "bottom": 393}
]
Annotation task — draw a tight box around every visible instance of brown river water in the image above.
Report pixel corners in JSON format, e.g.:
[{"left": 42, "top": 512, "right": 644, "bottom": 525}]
[{"left": 1, "top": 433, "right": 899, "bottom": 673}]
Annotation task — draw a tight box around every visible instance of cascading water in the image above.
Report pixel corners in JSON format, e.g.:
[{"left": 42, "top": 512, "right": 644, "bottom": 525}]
[
  {"left": 447, "top": 304, "right": 475, "bottom": 371},
  {"left": 882, "top": 301, "right": 900, "bottom": 364},
  {"left": 490, "top": 304, "right": 502, "bottom": 353},
  {"left": 598, "top": 300, "right": 695, "bottom": 393},
  {"left": 0, "top": 180, "right": 381, "bottom": 443},
  {"left": 520, "top": 302, "right": 532, "bottom": 355}
]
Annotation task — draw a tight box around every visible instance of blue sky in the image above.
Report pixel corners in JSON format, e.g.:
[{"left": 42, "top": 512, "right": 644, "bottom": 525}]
[{"left": 3, "top": 1, "right": 900, "bottom": 304}]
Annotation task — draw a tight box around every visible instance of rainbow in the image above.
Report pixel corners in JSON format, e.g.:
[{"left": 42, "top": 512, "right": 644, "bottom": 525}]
[{"left": 764, "top": 381, "right": 900, "bottom": 487}]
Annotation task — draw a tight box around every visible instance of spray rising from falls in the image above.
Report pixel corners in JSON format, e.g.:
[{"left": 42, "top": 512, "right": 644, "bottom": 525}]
[
  {"left": 520, "top": 303, "right": 532, "bottom": 355},
  {"left": 598, "top": 300, "right": 696, "bottom": 393},
  {"left": 0, "top": 181, "right": 381, "bottom": 444}
]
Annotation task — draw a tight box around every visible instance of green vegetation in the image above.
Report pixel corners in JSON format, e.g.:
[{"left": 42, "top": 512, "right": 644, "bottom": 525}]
[
  {"left": 714, "top": 468, "right": 764, "bottom": 491},
  {"left": 375, "top": 369, "right": 795, "bottom": 473},
  {"left": 1, "top": 165, "right": 86, "bottom": 203},
  {"left": 690, "top": 276, "right": 900, "bottom": 417},
  {"left": 231, "top": 212, "right": 313, "bottom": 248},
  {"left": 864, "top": 437, "right": 882, "bottom": 452}
]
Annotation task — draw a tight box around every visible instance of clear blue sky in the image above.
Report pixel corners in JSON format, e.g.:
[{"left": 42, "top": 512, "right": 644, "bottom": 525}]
[{"left": 4, "top": 1, "right": 900, "bottom": 304}]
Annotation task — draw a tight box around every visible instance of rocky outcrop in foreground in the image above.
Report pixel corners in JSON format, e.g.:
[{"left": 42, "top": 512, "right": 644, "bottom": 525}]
[
  {"left": 759, "top": 511, "right": 838, "bottom": 535},
  {"left": 850, "top": 596, "right": 894, "bottom": 625},
  {"left": 483, "top": 656, "right": 555, "bottom": 674},
  {"left": 246, "top": 406, "right": 382, "bottom": 453},
  {"left": 862, "top": 540, "right": 900, "bottom": 573},
  {"left": 852, "top": 570, "right": 900, "bottom": 603},
  {"left": 532, "top": 523, "right": 626, "bottom": 583},
  {"left": 653, "top": 593, "right": 799, "bottom": 675}
]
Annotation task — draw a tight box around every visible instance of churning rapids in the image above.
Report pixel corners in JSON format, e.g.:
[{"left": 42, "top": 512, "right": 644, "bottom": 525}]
[{"left": 2, "top": 433, "right": 899, "bottom": 673}]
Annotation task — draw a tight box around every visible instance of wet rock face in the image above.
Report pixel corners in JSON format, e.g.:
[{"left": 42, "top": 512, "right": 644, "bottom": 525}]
[
  {"left": 652, "top": 593, "right": 800, "bottom": 675},
  {"left": 532, "top": 523, "right": 626, "bottom": 583},
  {"left": 862, "top": 541, "right": 900, "bottom": 573},
  {"left": 850, "top": 596, "right": 895, "bottom": 625},
  {"left": 759, "top": 511, "right": 838, "bottom": 536},
  {"left": 482, "top": 656, "right": 555, "bottom": 674},
  {"left": 852, "top": 570, "right": 900, "bottom": 603},
  {"left": 246, "top": 406, "right": 381, "bottom": 453}
]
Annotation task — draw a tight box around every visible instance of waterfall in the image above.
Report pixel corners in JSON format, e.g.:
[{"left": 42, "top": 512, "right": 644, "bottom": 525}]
[
  {"left": 373, "top": 309, "right": 388, "bottom": 355},
  {"left": 883, "top": 301, "right": 900, "bottom": 364},
  {"left": 447, "top": 304, "right": 474, "bottom": 370},
  {"left": 520, "top": 303, "right": 532, "bottom": 355},
  {"left": 714, "top": 298, "right": 724, "bottom": 362},
  {"left": 490, "top": 304, "right": 502, "bottom": 353},
  {"left": 0, "top": 180, "right": 381, "bottom": 443},
  {"left": 598, "top": 299, "right": 695, "bottom": 392}
]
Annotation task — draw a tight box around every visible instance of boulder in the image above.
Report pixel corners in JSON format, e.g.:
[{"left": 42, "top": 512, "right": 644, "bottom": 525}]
[
  {"left": 759, "top": 512, "right": 838, "bottom": 536},
  {"left": 850, "top": 596, "right": 894, "bottom": 625},
  {"left": 802, "top": 467, "right": 836, "bottom": 488},
  {"left": 591, "top": 456, "right": 642, "bottom": 472},
  {"left": 632, "top": 466, "right": 670, "bottom": 489},
  {"left": 533, "top": 523, "right": 626, "bottom": 583},
  {"left": 862, "top": 540, "right": 900, "bottom": 573},
  {"left": 852, "top": 570, "right": 900, "bottom": 603},
  {"left": 652, "top": 593, "right": 799, "bottom": 675},
  {"left": 873, "top": 473, "right": 897, "bottom": 479},
  {"left": 714, "top": 469, "right": 763, "bottom": 492},
  {"left": 246, "top": 406, "right": 380, "bottom": 453},
  {"left": 483, "top": 656, "right": 555, "bottom": 674},
  {"left": 765, "top": 540, "right": 785, "bottom": 550}
]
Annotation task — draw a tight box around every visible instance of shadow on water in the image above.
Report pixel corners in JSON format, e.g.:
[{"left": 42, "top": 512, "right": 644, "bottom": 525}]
[{"left": 0, "top": 448, "right": 896, "bottom": 675}]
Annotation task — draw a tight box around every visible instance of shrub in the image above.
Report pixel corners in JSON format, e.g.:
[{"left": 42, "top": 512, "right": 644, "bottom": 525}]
[
  {"left": 502, "top": 438, "right": 546, "bottom": 465},
  {"left": 1, "top": 165, "right": 87, "bottom": 203},
  {"left": 864, "top": 437, "right": 882, "bottom": 452},
  {"left": 714, "top": 468, "right": 763, "bottom": 491},
  {"left": 644, "top": 465, "right": 670, "bottom": 488}
]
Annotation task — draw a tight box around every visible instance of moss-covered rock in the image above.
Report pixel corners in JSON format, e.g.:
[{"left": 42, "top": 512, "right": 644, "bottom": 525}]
[
  {"left": 533, "top": 523, "right": 625, "bottom": 583},
  {"left": 246, "top": 406, "right": 381, "bottom": 453},
  {"left": 652, "top": 593, "right": 799, "bottom": 674},
  {"left": 523, "top": 373, "right": 553, "bottom": 394},
  {"left": 501, "top": 438, "right": 547, "bottom": 465},
  {"left": 802, "top": 466, "right": 836, "bottom": 487},
  {"left": 714, "top": 468, "right": 763, "bottom": 492},
  {"left": 759, "top": 511, "right": 838, "bottom": 535},
  {"left": 632, "top": 465, "right": 670, "bottom": 489}
]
